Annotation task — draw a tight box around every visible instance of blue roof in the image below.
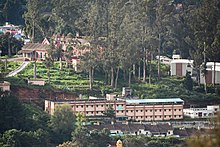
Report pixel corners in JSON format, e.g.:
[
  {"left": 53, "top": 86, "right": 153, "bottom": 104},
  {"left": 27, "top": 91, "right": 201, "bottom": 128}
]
[{"left": 126, "top": 98, "right": 183, "bottom": 104}]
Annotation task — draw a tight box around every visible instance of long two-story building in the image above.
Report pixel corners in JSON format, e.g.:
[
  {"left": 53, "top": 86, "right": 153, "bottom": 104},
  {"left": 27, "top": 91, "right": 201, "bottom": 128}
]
[{"left": 45, "top": 98, "right": 184, "bottom": 121}]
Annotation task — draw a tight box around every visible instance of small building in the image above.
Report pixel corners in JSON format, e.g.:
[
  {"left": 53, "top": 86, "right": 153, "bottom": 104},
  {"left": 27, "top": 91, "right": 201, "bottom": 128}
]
[
  {"left": 122, "top": 87, "right": 132, "bottom": 97},
  {"left": 19, "top": 43, "right": 49, "bottom": 61},
  {"left": 28, "top": 79, "right": 45, "bottom": 86},
  {"left": 87, "top": 123, "right": 173, "bottom": 137},
  {"left": 0, "top": 81, "right": 10, "bottom": 91},
  {"left": 183, "top": 105, "right": 219, "bottom": 118},
  {"left": 156, "top": 55, "right": 172, "bottom": 65},
  {"left": 170, "top": 59, "right": 194, "bottom": 76},
  {"left": 172, "top": 54, "right": 181, "bottom": 60},
  {"left": 200, "top": 62, "right": 220, "bottom": 84},
  {"left": 106, "top": 93, "right": 118, "bottom": 101},
  {"left": 0, "top": 22, "right": 22, "bottom": 35}
]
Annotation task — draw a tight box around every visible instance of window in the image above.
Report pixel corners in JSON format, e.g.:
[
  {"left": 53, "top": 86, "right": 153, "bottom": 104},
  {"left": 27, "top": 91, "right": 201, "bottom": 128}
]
[
  {"left": 131, "top": 110, "right": 133, "bottom": 112},
  {"left": 150, "top": 110, "right": 152, "bottom": 112},
  {"left": 136, "top": 110, "right": 138, "bottom": 112},
  {"left": 164, "top": 109, "right": 166, "bottom": 111},
  {"left": 164, "top": 116, "right": 166, "bottom": 118},
  {"left": 81, "top": 105, "right": 83, "bottom": 108},
  {"left": 174, "top": 115, "right": 176, "bottom": 117},
  {"left": 40, "top": 52, "right": 42, "bottom": 58},
  {"left": 179, "top": 115, "right": 181, "bottom": 117},
  {"left": 146, "top": 110, "right": 148, "bottom": 112},
  {"left": 86, "top": 105, "right": 88, "bottom": 107},
  {"left": 117, "top": 111, "right": 119, "bottom": 113},
  {"left": 169, "top": 115, "right": 171, "bottom": 118},
  {"left": 121, "top": 111, "right": 124, "bottom": 113},
  {"left": 36, "top": 52, "right": 38, "bottom": 58},
  {"left": 159, "top": 116, "right": 162, "bottom": 118},
  {"left": 76, "top": 106, "right": 78, "bottom": 108},
  {"left": 101, "top": 105, "right": 104, "bottom": 107},
  {"left": 96, "top": 105, "right": 99, "bottom": 107},
  {"left": 179, "top": 109, "right": 181, "bottom": 111},
  {"left": 146, "top": 116, "right": 148, "bottom": 118},
  {"left": 141, "top": 110, "right": 143, "bottom": 112},
  {"left": 155, "top": 116, "right": 157, "bottom": 118},
  {"left": 159, "top": 109, "right": 161, "bottom": 112},
  {"left": 174, "top": 109, "right": 176, "bottom": 111},
  {"left": 155, "top": 110, "right": 157, "bottom": 112},
  {"left": 169, "top": 109, "right": 171, "bottom": 111},
  {"left": 126, "top": 110, "right": 128, "bottom": 112},
  {"left": 136, "top": 116, "right": 138, "bottom": 119}
]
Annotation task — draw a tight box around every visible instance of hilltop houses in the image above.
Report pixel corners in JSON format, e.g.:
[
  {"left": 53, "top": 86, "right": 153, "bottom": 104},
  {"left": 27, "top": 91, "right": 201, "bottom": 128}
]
[
  {"left": 170, "top": 59, "right": 194, "bottom": 77},
  {"left": 19, "top": 33, "right": 90, "bottom": 69}
]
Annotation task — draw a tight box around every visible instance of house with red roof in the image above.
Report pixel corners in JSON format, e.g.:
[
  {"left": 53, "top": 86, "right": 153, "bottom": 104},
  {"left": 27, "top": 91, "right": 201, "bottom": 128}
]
[{"left": 19, "top": 43, "right": 49, "bottom": 61}]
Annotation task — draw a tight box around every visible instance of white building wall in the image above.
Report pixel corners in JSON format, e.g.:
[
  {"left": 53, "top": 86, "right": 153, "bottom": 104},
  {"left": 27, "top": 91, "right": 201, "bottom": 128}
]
[
  {"left": 183, "top": 106, "right": 219, "bottom": 118},
  {"left": 214, "top": 70, "right": 220, "bottom": 84},
  {"left": 170, "top": 63, "right": 176, "bottom": 76}
]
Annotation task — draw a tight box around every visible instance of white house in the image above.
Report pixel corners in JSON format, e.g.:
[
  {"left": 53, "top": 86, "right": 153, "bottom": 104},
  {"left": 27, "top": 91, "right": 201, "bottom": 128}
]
[
  {"left": 183, "top": 105, "right": 219, "bottom": 118},
  {"left": 170, "top": 59, "right": 194, "bottom": 76},
  {"left": 156, "top": 56, "right": 172, "bottom": 65},
  {"left": 200, "top": 62, "right": 220, "bottom": 84},
  {"left": 0, "top": 81, "right": 10, "bottom": 92}
]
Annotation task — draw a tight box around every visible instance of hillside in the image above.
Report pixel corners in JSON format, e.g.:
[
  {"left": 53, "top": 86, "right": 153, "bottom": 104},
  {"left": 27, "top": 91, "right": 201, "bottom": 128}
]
[{"left": 4, "top": 61, "right": 220, "bottom": 107}]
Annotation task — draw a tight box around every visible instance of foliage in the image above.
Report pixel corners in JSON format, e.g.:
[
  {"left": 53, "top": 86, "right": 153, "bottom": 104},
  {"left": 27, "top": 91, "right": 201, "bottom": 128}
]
[
  {"left": 187, "top": 112, "right": 220, "bottom": 147},
  {"left": 0, "top": 129, "right": 49, "bottom": 147},
  {"left": 50, "top": 104, "right": 76, "bottom": 144},
  {"left": 184, "top": 72, "right": 193, "bottom": 91},
  {"left": 0, "top": 95, "right": 25, "bottom": 133},
  {"left": 0, "top": 33, "right": 23, "bottom": 56}
]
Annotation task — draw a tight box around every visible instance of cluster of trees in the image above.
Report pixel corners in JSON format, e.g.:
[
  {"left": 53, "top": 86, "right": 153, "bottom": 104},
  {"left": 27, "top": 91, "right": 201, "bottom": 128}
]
[
  {"left": 0, "top": 33, "right": 23, "bottom": 57},
  {"left": 0, "top": 0, "right": 26, "bottom": 25},
  {"left": 22, "top": 0, "right": 219, "bottom": 88},
  {"left": 0, "top": 93, "right": 112, "bottom": 146},
  {"left": 1, "top": 0, "right": 220, "bottom": 90}
]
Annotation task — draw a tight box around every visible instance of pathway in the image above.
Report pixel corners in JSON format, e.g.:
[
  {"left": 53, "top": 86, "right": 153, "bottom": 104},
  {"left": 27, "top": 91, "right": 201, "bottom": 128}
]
[{"left": 6, "top": 61, "right": 30, "bottom": 77}]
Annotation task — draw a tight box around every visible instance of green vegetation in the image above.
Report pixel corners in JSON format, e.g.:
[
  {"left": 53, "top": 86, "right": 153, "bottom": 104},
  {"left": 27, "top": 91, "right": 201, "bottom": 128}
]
[
  {"left": 0, "top": 60, "right": 22, "bottom": 76},
  {"left": 3, "top": 60, "right": 218, "bottom": 105}
]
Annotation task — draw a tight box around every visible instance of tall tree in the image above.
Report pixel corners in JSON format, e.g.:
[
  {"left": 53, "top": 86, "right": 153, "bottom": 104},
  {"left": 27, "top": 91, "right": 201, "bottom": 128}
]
[{"left": 50, "top": 104, "right": 76, "bottom": 145}]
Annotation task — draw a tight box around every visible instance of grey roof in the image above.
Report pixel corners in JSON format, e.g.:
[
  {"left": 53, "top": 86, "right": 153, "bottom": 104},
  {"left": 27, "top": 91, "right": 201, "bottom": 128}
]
[
  {"left": 126, "top": 98, "right": 184, "bottom": 104},
  {"left": 22, "top": 43, "right": 49, "bottom": 51}
]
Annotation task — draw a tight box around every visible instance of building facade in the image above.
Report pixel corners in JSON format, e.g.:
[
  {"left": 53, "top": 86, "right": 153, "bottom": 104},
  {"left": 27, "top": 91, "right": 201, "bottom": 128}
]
[
  {"left": 183, "top": 105, "right": 219, "bottom": 118},
  {"left": 200, "top": 62, "right": 220, "bottom": 85},
  {"left": 45, "top": 98, "right": 184, "bottom": 121},
  {"left": 19, "top": 43, "right": 49, "bottom": 61},
  {"left": 170, "top": 59, "right": 194, "bottom": 76}
]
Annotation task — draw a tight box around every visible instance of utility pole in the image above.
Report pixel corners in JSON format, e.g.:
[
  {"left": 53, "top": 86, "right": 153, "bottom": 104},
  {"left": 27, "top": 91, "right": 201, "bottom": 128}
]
[
  {"left": 158, "top": 34, "right": 161, "bottom": 80},
  {"left": 203, "top": 42, "right": 207, "bottom": 94}
]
